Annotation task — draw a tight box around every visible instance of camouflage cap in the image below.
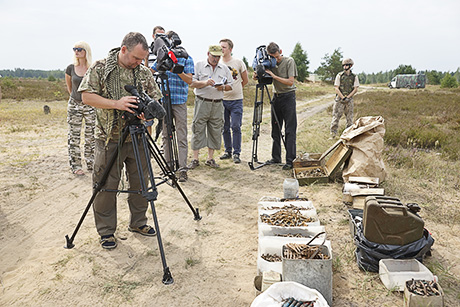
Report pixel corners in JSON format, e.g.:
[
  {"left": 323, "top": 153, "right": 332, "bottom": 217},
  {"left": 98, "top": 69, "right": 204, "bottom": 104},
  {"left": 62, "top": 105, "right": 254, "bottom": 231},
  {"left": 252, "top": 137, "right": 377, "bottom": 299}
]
[{"left": 208, "top": 45, "right": 223, "bottom": 56}]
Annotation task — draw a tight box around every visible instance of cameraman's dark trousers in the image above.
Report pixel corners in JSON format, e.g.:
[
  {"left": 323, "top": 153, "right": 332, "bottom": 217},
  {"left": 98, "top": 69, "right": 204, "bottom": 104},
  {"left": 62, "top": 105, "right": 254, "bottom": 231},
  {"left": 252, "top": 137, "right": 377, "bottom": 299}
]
[
  {"left": 92, "top": 139, "right": 150, "bottom": 237},
  {"left": 271, "top": 91, "right": 297, "bottom": 165}
]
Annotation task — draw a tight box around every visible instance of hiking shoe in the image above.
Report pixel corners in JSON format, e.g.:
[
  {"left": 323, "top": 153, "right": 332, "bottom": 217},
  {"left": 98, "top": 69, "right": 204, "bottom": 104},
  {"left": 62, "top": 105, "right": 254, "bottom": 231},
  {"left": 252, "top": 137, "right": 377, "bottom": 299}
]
[
  {"left": 220, "top": 152, "right": 232, "bottom": 160},
  {"left": 282, "top": 163, "right": 293, "bottom": 170},
  {"left": 128, "top": 225, "right": 156, "bottom": 236},
  {"left": 205, "top": 159, "right": 220, "bottom": 168},
  {"left": 233, "top": 154, "right": 241, "bottom": 164},
  {"left": 178, "top": 170, "right": 188, "bottom": 182},
  {"left": 266, "top": 158, "right": 281, "bottom": 165},
  {"left": 100, "top": 235, "right": 117, "bottom": 249},
  {"left": 187, "top": 159, "right": 199, "bottom": 170}
]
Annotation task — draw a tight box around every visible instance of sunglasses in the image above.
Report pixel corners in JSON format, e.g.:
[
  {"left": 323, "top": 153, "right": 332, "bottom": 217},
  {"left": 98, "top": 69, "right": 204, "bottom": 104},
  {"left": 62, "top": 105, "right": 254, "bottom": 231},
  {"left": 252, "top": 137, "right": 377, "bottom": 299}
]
[
  {"left": 73, "top": 47, "right": 85, "bottom": 52},
  {"left": 342, "top": 64, "right": 351, "bottom": 67}
]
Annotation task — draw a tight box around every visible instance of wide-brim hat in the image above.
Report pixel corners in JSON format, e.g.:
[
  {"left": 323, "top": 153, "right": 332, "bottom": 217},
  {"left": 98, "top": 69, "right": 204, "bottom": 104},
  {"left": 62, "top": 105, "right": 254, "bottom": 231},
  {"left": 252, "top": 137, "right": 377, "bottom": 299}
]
[{"left": 208, "top": 45, "right": 223, "bottom": 56}]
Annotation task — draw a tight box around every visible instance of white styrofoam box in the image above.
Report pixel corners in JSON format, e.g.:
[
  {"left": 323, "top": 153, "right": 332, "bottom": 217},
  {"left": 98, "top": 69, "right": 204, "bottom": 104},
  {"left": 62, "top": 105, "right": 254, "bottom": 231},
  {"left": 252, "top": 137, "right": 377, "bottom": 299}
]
[
  {"left": 258, "top": 200, "right": 316, "bottom": 212},
  {"left": 257, "top": 238, "right": 283, "bottom": 275},
  {"left": 379, "top": 259, "right": 434, "bottom": 291},
  {"left": 258, "top": 215, "right": 321, "bottom": 230},
  {"left": 258, "top": 196, "right": 281, "bottom": 203},
  {"left": 258, "top": 224, "right": 326, "bottom": 239},
  {"left": 257, "top": 236, "right": 332, "bottom": 275}
]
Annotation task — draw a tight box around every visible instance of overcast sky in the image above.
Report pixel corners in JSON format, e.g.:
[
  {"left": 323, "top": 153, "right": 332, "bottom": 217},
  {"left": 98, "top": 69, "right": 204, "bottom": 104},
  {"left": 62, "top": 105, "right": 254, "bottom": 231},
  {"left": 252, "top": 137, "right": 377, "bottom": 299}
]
[{"left": 0, "top": 0, "right": 459, "bottom": 74}]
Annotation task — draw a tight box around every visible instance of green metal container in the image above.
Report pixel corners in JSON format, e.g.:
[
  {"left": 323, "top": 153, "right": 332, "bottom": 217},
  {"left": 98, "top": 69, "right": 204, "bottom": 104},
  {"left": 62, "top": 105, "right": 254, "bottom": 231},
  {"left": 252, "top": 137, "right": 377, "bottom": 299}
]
[{"left": 363, "top": 196, "right": 424, "bottom": 245}]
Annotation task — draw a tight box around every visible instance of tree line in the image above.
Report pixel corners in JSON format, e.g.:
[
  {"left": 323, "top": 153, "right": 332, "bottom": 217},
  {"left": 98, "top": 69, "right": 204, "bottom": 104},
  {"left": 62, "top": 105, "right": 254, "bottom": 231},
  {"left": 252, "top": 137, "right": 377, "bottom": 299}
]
[
  {"left": 1, "top": 46, "right": 459, "bottom": 88},
  {"left": 0, "top": 68, "right": 65, "bottom": 79}
]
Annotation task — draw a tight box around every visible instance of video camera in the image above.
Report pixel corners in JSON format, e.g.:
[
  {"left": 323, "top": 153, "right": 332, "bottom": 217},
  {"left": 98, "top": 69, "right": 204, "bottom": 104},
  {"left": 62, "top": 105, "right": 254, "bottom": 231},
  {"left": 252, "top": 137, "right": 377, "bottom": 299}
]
[
  {"left": 252, "top": 45, "right": 277, "bottom": 85},
  {"left": 122, "top": 85, "right": 166, "bottom": 122},
  {"left": 152, "top": 33, "right": 189, "bottom": 74}
]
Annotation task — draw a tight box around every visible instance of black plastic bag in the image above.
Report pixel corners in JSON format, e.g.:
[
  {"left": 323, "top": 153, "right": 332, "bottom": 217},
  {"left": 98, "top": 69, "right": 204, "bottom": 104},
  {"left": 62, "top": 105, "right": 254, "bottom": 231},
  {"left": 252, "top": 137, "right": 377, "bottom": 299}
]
[{"left": 354, "top": 226, "right": 434, "bottom": 272}]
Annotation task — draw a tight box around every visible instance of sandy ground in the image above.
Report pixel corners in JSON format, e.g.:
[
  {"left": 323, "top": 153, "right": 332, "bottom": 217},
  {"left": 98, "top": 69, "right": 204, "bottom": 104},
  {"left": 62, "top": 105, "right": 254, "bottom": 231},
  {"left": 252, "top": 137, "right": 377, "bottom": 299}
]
[{"left": 1, "top": 90, "right": 459, "bottom": 307}]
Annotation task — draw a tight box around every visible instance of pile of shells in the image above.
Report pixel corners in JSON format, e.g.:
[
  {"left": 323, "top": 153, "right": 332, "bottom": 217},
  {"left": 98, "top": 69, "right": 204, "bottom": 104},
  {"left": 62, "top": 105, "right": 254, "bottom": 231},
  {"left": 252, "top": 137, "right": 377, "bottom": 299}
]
[
  {"left": 283, "top": 243, "right": 330, "bottom": 260},
  {"left": 261, "top": 253, "right": 282, "bottom": 262},
  {"left": 406, "top": 279, "right": 442, "bottom": 296},
  {"left": 280, "top": 197, "right": 309, "bottom": 202},
  {"left": 275, "top": 233, "right": 307, "bottom": 238},
  {"left": 260, "top": 209, "right": 315, "bottom": 227},
  {"left": 263, "top": 204, "right": 311, "bottom": 211},
  {"left": 296, "top": 167, "right": 327, "bottom": 178}
]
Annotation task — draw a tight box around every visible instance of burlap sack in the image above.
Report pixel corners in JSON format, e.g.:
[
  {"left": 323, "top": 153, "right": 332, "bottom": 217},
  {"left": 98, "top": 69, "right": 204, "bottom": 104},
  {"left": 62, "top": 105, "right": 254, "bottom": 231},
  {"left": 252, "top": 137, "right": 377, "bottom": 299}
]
[{"left": 340, "top": 116, "right": 386, "bottom": 182}]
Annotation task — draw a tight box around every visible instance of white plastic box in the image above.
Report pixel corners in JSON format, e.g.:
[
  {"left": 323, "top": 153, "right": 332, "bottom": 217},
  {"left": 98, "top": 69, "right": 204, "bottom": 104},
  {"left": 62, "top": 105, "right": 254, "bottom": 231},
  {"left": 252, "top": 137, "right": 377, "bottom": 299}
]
[
  {"left": 258, "top": 225, "right": 326, "bottom": 238},
  {"left": 379, "top": 259, "right": 434, "bottom": 291},
  {"left": 257, "top": 236, "right": 331, "bottom": 275}
]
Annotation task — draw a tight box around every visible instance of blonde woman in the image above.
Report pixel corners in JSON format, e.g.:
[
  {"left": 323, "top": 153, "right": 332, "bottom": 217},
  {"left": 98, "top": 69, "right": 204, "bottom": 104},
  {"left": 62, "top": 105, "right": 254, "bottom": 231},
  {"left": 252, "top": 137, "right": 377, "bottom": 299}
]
[{"left": 65, "top": 41, "right": 95, "bottom": 176}]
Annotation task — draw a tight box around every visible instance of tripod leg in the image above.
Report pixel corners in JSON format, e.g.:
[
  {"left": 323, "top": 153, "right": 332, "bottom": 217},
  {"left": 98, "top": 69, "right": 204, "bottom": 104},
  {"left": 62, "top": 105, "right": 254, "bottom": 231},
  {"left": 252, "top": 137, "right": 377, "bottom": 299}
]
[
  {"left": 130, "top": 124, "right": 174, "bottom": 285},
  {"left": 248, "top": 84, "right": 270, "bottom": 171},
  {"left": 65, "top": 128, "right": 130, "bottom": 249},
  {"left": 145, "top": 132, "right": 202, "bottom": 221}
]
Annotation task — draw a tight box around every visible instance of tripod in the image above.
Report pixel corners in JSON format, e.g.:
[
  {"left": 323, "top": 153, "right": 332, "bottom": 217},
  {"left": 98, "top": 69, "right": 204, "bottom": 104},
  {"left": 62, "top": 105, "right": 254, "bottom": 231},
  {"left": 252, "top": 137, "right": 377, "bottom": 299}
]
[
  {"left": 65, "top": 117, "right": 201, "bottom": 285},
  {"left": 248, "top": 82, "right": 286, "bottom": 170},
  {"left": 155, "top": 72, "right": 180, "bottom": 173}
]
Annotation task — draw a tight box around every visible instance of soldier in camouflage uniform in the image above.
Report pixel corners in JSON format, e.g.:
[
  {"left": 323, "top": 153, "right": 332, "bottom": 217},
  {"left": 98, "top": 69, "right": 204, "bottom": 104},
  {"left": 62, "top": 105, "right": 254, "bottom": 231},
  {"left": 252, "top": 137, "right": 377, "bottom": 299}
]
[
  {"left": 79, "top": 32, "right": 163, "bottom": 249},
  {"left": 330, "top": 58, "right": 360, "bottom": 138}
]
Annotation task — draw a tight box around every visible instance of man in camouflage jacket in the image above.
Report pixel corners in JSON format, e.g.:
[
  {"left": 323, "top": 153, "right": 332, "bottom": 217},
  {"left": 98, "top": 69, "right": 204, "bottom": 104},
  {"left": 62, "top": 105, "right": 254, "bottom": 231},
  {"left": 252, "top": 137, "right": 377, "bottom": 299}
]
[
  {"left": 79, "top": 32, "right": 162, "bottom": 249},
  {"left": 330, "top": 58, "right": 360, "bottom": 138}
]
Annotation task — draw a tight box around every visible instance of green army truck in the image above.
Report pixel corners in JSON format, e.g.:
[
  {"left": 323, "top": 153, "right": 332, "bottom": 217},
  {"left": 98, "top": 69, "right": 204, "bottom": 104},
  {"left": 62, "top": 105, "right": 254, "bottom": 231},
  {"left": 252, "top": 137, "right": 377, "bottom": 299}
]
[{"left": 388, "top": 74, "right": 426, "bottom": 89}]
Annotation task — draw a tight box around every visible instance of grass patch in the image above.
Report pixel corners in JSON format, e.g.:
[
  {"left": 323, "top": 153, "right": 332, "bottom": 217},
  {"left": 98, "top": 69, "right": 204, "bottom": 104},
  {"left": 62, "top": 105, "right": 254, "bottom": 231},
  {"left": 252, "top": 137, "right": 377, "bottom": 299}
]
[
  {"left": 0, "top": 77, "right": 69, "bottom": 101},
  {"left": 354, "top": 90, "right": 460, "bottom": 160},
  {"left": 101, "top": 277, "right": 142, "bottom": 301},
  {"left": 185, "top": 257, "right": 201, "bottom": 268}
]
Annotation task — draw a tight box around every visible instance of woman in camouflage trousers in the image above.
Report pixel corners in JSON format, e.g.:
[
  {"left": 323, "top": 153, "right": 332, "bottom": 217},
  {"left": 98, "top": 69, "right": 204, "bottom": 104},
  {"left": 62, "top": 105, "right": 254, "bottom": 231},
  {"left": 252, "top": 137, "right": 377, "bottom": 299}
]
[{"left": 65, "top": 41, "right": 96, "bottom": 176}]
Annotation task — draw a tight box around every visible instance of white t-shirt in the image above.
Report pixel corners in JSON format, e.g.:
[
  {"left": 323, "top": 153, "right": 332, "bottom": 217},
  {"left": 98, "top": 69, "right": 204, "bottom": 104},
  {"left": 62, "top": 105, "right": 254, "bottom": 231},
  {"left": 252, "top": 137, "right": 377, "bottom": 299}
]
[{"left": 221, "top": 57, "right": 247, "bottom": 100}]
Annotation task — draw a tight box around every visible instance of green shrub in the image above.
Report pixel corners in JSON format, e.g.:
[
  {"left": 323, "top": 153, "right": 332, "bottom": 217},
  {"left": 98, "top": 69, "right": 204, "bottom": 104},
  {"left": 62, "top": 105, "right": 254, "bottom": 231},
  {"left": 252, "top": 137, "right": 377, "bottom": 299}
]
[{"left": 440, "top": 74, "right": 458, "bottom": 88}]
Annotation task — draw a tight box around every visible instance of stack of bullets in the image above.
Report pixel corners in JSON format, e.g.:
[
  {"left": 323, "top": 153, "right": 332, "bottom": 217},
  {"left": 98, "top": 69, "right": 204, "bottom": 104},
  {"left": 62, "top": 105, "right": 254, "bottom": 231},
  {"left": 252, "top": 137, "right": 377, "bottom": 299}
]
[
  {"left": 282, "top": 297, "right": 316, "bottom": 307},
  {"left": 261, "top": 253, "right": 282, "bottom": 262},
  {"left": 266, "top": 204, "right": 312, "bottom": 210},
  {"left": 260, "top": 209, "right": 315, "bottom": 227},
  {"left": 283, "top": 243, "right": 330, "bottom": 260},
  {"left": 296, "top": 168, "right": 326, "bottom": 178},
  {"left": 280, "top": 197, "right": 309, "bottom": 202},
  {"left": 275, "top": 233, "right": 307, "bottom": 238},
  {"left": 406, "top": 279, "right": 442, "bottom": 296}
]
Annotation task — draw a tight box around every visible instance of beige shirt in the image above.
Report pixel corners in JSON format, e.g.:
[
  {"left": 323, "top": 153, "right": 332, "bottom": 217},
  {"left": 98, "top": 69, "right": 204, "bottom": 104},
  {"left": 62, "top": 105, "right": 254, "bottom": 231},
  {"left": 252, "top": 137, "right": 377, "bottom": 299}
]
[
  {"left": 221, "top": 57, "right": 247, "bottom": 100},
  {"left": 271, "top": 56, "right": 297, "bottom": 94},
  {"left": 193, "top": 60, "right": 233, "bottom": 99}
]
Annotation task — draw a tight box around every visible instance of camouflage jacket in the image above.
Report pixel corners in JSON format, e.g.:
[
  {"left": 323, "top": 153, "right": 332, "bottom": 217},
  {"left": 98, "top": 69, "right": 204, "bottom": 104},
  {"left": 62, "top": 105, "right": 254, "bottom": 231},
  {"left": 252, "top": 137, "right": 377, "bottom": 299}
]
[
  {"left": 78, "top": 48, "right": 162, "bottom": 142},
  {"left": 338, "top": 71, "right": 356, "bottom": 97}
]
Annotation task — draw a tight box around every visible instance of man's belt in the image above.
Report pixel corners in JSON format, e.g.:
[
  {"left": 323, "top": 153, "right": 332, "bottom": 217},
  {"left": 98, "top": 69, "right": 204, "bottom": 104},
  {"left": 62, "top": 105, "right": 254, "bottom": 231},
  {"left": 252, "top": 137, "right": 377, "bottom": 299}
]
[
  {"left": 197, "top": 95, "right": 223, "bottom": 103},
  {"left": 274, "top": 91, "right": 295, "bottom": 97}
]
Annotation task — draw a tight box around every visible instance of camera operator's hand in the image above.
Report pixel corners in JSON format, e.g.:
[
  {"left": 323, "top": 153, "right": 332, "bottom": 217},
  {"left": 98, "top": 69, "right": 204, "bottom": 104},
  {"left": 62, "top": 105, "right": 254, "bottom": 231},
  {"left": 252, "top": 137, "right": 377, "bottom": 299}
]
[
  {"left": 115, "top": 96, "right": 139, "bottom": 114},
  {"left": 138, "top": 113, "right": 151, "bottom": 121},
  {"left": 264, "top": 69, "right": 275, "bottom": 78}
]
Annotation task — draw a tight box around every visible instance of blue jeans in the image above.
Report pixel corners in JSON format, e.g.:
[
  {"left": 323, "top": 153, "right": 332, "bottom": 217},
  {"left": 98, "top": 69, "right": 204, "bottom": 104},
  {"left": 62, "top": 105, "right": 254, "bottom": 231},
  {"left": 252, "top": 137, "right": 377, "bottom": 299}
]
[{"left": 222, "top": 99, "right": 243, "bottom": 155}]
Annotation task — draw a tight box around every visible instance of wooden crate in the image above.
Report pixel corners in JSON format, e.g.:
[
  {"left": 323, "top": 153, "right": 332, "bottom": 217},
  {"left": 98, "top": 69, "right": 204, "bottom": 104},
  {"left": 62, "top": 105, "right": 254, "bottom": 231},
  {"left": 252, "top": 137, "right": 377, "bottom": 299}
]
[{"left": 294, "top": 141, "right": 352, "bottom": 185}]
